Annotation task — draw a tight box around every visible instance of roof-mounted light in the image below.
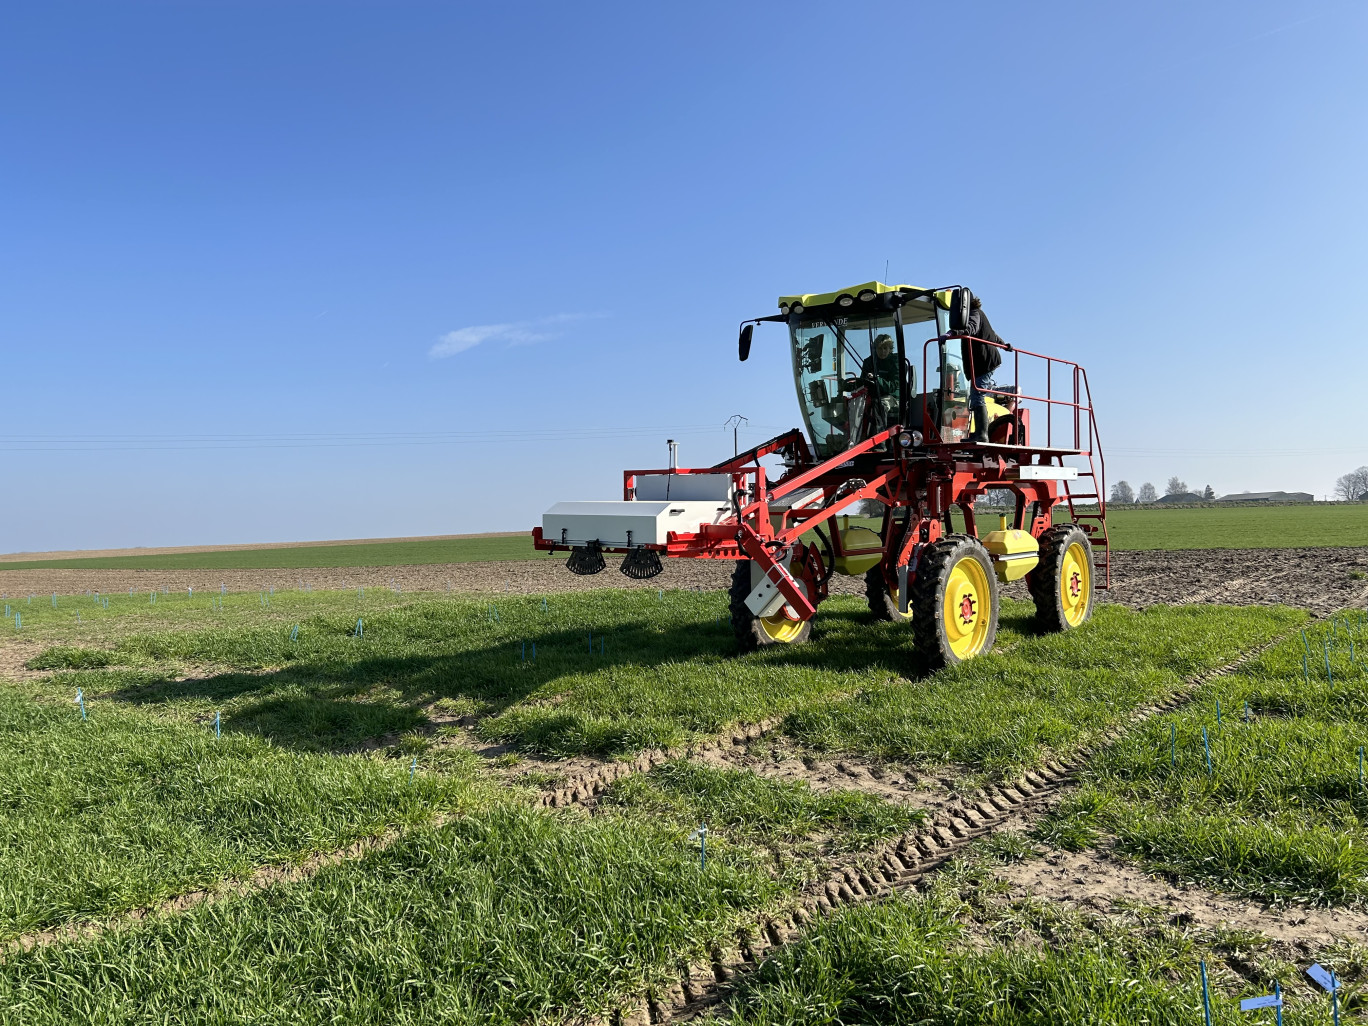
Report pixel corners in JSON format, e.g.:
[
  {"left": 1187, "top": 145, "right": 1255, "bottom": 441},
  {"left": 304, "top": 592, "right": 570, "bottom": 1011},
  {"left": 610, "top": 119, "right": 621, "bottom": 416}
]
[
  {"left": 837, "top": 294, "right": 854, "bottom": 307},
  {"left": 858, "top": 289, "right": 876, "bottom": 302},
  {"left": 778, "top": 303, "right": 789, "bottom": 314},
  {"left": 790, "top": 302, "right": 804, "bottom": 314}
]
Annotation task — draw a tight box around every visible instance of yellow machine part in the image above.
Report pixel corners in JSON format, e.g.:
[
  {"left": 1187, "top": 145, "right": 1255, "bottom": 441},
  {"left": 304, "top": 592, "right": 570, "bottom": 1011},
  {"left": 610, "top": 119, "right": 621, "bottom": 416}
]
[
  {"left": 833, "top": 524, "right": 883, "bottom": 576},
  {"left": 974, "top": 396, "right": 1012, "bottom": 432},
  {"left": 982, "top": 522, "right": 1040, "bottom": 582}
]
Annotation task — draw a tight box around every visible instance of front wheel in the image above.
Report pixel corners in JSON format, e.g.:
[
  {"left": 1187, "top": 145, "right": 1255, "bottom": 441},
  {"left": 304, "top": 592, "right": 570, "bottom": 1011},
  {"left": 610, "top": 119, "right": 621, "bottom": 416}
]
[
  {"left": 1027, "top": 525, "right": 1095, "bottom": 631},
  {"left": 729, "top": 558, "right": 813, "bottom": 652},
  {"left": 911, "top": 536, "right": 999, "bottom": 669}
]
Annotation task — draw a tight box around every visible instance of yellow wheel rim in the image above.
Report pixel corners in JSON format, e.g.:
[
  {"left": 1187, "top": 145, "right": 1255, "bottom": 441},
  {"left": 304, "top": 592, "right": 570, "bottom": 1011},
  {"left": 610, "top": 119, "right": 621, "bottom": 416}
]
[
  {"left": 1059, "top": 541, "right": 1091, "bottom": 626},
  {"left": 759, "top": 609, "right": 807, "bottom": 643},
  {"left": 942, "top": 556, "right": 991, "bottom": 659},
  {"left": 758, "top": 569, "right": 811, "bottom": 643}
]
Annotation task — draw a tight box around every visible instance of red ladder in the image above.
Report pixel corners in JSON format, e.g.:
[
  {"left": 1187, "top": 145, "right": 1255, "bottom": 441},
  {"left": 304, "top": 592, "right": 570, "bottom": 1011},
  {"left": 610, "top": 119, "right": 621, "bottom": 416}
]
[{"left": 1059, "top": 373, "right": 1110, "bottom": 589}]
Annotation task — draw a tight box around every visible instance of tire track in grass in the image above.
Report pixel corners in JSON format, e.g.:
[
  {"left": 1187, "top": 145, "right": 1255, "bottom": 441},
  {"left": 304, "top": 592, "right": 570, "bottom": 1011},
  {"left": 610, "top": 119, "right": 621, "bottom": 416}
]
[
  {"left": 1, "top": 827, "right": 406, "bottom": 959},
  {"left": 0, "top": 711, "right": 789, "bottom": 961},
  {"left": 458, "top": 634, "right": 1054, "bottom": 807},
  {"left": 586, "top": 612, "right": 1325, "bottom": 1025}
]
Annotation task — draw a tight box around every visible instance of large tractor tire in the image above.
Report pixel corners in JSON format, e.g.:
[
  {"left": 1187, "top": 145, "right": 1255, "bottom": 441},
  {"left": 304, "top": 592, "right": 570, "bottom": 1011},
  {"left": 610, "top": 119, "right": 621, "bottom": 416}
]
[
  {"left": 1027, "top": 524, "right": 1095, "bottom": 632},
  {"left": 729, "top": 559, "right": 814, "bottom": 653},
  {"left": 865, "top": 564, "right": 914, "bottom": 623},
  {"left": 911, "top": 535, "right": 999, "bottom": 669}
]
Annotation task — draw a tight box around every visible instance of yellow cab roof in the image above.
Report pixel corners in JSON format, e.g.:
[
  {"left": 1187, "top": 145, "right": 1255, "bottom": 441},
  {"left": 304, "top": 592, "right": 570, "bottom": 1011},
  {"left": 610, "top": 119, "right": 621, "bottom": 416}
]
[{"left": 777, "top": 281, "right": 939, "bottom": 322}]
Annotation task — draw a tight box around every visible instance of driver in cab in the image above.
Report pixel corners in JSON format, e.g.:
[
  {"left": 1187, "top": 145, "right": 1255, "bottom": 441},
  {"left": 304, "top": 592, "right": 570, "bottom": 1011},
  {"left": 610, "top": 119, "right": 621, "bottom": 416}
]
[{"left": 856, "top": 333, "right": 900, "bottom": 407}]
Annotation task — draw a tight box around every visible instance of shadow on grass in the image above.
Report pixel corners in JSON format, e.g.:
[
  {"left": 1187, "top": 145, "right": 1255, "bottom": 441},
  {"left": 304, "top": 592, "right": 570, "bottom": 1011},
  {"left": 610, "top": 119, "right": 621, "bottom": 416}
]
[{"left": 85, "top": 600, "right": 992, "bottom": 754}]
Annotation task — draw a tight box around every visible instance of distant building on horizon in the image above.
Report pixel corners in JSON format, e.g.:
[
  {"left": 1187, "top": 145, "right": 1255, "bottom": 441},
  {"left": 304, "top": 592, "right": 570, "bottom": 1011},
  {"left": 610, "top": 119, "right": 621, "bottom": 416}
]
[
  {"left": 1154, "top": 492, "right": 1205, "bottom": 504},
  {"left": 1214, "top": 490, "right": 1315, "bottom": 503}
]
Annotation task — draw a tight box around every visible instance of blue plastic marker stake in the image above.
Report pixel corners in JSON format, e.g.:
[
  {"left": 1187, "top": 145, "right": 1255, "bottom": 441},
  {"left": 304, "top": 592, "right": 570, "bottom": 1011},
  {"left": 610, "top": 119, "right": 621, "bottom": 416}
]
[
  {"left": 689, "top": 824, "right": 708, "bottom": 870},
  {"left": 290, "top": 624, "right": 299, "bottom": 642},
  {"left": 1216, "top": 700, "right": 1222, "bottom": 726},
  {"left": 1202, "top": 726, "right": 1213, "bottom": 777},
  {"left": 658, "top": 589, "right": 663, "bottom": 602},
  {"left": 1240, "top": 988, "right": 1284, "bottom": 1014},
  {"left": 1308, "top": 964, "right": 1340, "bottom": 1025},
  {"left": 1325, "top": 642, "right": 1333, "bottom": 684},
  {"left": 1200, "top": 960, "right": 1213, "bottom": 1026},
  {"left": 532, "top": 642, "right": 536, "bottom": 662},
  {"left": 51, "top": 593, "right": 56, "bottom": 608},
  {"left": 410, "top": 756, "right": 417, "bottom": 781},
  {"left": 521, "top": 641, "right": 526, "bottom": 662},
  {"left": 215, "top": 711, "right": 221, "bottom": 738},
  {"left": 1302, "top": 651, "right": 1309, "bottom": 682},
  {"left": 1171, "top": 722, "right": 1177, "bottom": 767},
  {"left": 541, "top": 597, "right": 548, "bottom": 612},
  {"left": 14, "top": 613, "right": 19, "bottom": 630},
  {"left": 356, "top": 618, "right": 363, "bottom": 638},
  {"left": 76, "top": 689, "right": 86, "bottom": 721}
]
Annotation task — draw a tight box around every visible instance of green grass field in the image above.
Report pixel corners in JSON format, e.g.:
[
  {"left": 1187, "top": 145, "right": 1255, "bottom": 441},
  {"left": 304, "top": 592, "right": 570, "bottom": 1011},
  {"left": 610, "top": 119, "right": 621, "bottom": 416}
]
[
  {"left": 1074, "top": 502, "right": 1368, "bottom": 550},
  {"left": 1, "top": 503, "right": 1365, "bottom": 573},
  {"left": 0, "top": 534, "right": 539, "bottom": 570},
  {"left": 1037, "top": 610, "right": 1368, "bottom": 905},
  {"left": 0, "top": 584, "right": 1361, "bottom": 1022},
  {"left": 0, "top": 687, "right": 490, "bottom": 942},
  {"left": 709, "top": 848, "right": 1365, "bottom": 1024}
]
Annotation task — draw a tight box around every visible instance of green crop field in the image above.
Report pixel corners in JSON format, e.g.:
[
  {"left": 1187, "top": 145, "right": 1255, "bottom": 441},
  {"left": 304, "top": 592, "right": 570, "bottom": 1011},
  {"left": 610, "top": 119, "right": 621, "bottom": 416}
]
[
  {"left": 1038, "top": 610, "right": 1368, "bottom": 905},
  {"left": 0, "top": 533, "right": 539, "bottom": 570},
  {"left": 1070, "top": 502, "right": 1368, "bottom": 551},
  {"left": 1, "top": 583, "right": 1362, "bottom": 1023}
]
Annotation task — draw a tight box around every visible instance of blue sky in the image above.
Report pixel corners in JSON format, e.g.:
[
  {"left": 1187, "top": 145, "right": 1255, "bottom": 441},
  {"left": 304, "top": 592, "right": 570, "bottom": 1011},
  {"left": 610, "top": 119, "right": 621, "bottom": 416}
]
[{"left": 2, "top": 1, "right": 1365, "bottom": 552}]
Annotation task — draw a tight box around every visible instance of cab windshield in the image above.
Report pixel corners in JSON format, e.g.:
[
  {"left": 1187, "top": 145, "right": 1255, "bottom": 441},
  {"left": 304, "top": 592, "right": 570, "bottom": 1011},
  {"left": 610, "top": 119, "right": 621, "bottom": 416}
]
[{"left": 789, "top": 312, "right": 916, "bottom": 459}]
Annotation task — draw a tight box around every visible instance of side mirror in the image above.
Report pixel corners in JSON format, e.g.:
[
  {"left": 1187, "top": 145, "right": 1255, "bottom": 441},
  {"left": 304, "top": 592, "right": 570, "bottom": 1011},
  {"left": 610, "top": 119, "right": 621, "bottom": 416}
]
[
  {"left": 738, "top": 323, "right": 754, "bottom": 362},
  {"left": 949, "top": 287, "right": 972, "bottom": 332}
]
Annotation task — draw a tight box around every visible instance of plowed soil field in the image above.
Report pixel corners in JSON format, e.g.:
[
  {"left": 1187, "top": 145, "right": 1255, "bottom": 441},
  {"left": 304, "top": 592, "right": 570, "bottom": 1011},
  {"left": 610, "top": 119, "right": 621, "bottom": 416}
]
[{"left": 2, "top": 546, "right": 1365, "bottom": 612}]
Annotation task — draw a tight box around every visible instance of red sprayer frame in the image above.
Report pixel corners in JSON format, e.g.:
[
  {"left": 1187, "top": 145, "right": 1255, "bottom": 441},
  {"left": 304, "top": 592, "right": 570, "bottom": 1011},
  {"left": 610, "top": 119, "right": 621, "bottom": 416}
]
[{"left": 532, "top": 334, "right": 1109, "bottom": 622}]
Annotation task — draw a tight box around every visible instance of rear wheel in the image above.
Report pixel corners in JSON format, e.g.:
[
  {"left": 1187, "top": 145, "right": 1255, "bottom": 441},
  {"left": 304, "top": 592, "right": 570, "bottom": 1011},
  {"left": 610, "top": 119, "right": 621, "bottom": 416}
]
[
  {"left": 865, "top": 564, "right": 913, "bottom": 622},
  {"left": 729, "top": 558, "right": 814, "bottom": 652},
  {"left": 1027, "top": 524, "right": 1094, "bottom": 631},
  {"left": 911, "top": 536, "right": 999, "bottom": 668}
]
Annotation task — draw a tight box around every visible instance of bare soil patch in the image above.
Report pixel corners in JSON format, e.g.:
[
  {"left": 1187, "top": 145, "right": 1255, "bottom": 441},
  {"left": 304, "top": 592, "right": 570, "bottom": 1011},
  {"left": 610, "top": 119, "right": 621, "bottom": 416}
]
[
  {"left": 0, "top": 640, "right": 48, "bottom": 682},
  {"left": 996, "top": 845, "right": 1368, "bottom": 947}
]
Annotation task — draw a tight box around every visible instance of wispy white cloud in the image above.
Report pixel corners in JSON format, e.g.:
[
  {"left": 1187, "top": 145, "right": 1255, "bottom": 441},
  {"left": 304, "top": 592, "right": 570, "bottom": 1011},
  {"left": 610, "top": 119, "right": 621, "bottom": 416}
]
[{"left": 429, "top": 313, "right": 601, "bottom": 358}]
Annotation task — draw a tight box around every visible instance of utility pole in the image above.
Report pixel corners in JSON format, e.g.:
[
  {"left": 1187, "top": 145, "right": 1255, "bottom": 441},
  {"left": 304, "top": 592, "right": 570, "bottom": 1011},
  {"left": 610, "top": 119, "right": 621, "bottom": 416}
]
[{"left": 724, "top": 414, "right": 748, "bottom": 457}]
